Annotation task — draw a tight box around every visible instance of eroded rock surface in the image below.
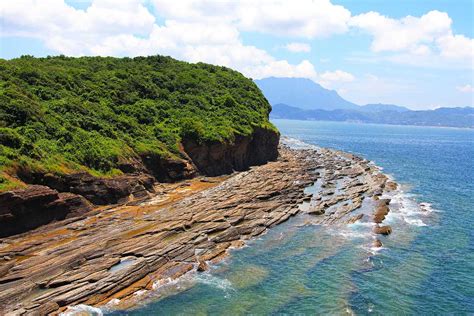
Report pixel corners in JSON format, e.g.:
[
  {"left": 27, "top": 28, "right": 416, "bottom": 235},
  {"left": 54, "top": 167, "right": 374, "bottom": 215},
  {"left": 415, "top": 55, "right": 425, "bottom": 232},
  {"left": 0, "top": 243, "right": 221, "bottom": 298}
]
[
  {"left": 0, "top": 145, "right": 397, "bottom": 315},
  {"left": 0, "top": 146, "right": 315, "bottom": 314},
  {"left": 0, "top": 186, "right": 92, "bottom": 238}
]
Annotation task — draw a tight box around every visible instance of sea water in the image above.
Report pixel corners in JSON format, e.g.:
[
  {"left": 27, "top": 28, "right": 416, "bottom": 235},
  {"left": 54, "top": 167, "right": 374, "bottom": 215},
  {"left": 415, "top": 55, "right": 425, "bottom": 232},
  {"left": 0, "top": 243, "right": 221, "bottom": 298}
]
[{"left": 110, "top": 120, "right": 474, "bottom": 315}]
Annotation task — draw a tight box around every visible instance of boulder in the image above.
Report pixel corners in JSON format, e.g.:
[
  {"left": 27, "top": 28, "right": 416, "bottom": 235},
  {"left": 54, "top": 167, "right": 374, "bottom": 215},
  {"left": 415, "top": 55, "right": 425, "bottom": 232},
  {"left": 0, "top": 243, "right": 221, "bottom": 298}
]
[{"left": 373, "top": 225, "right": 392, "bottom": 235}]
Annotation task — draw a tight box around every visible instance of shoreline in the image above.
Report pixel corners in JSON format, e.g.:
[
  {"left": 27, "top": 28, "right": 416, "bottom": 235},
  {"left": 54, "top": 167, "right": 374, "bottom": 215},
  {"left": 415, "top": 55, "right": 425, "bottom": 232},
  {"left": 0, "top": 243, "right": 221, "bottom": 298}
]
[
  {"left": 271, "top": 118, "right": 474, "bottom": 130},
  {"left": 0, "top": 144, "right": 398, "bottom": 315}
]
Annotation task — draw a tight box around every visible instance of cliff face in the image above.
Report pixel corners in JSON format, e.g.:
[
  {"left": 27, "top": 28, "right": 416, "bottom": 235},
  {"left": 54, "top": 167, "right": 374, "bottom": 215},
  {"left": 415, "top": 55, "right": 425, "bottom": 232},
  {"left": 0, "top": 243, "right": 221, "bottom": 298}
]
[
  {"left": 1, "top": 128, "right": 279, "bottom": 237},
  {"left": 0, "top": 185, "right": 93, "bottom": 237},
  {"left": 183, "top": 127, "right": 279, "bottom": 176}
]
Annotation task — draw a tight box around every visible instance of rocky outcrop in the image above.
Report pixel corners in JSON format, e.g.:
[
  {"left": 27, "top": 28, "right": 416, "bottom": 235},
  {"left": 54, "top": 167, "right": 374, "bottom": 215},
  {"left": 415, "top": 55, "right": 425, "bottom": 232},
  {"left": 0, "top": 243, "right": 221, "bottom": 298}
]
[
  {"left": 19, "top": 172, "right": 156, "bottom": 205},
  {"left": 1, "top": 128, "right": 279, "bottom": 238},
  {"left": 0, "top": 185, "right": 92, "bottom": 237},
  {"left": 0, "top": 146, "right": 317, "bottom": 314},
  {"left": 140, "top": 153, "right": 196, "bottom": 182},
  {"left": 183, "top": 127, "right": 279, "bottom": 176}
]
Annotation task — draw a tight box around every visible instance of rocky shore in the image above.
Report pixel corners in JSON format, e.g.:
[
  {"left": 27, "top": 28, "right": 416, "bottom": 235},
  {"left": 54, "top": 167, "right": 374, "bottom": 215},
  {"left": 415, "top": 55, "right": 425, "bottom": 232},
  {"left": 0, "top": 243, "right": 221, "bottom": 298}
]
[{"left": 0, "top": 144, "right": 397, "bottom": 315}]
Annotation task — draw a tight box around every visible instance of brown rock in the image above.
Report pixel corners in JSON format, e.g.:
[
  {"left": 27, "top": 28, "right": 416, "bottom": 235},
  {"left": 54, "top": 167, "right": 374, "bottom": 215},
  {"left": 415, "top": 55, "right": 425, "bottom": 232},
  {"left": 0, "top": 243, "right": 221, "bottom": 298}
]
[
  {"left": 37, "top": 301, "right": 60, "bottom": 315},
  {"left": 373, "top": 225, "right": 392, "bottom": 235},
  {"left": 197, "top": 260, "right": 209, "bottom": 272},
  {"left": 0, "top": 186, "right": 92, "bottom": 237},
  {"left": 372, "top": 213, "right": 385, "bottom": 223},
  {"left": 372, "top": 239, "right": 383, "bottom": 248},
  {"left": 385, "top": 181, "right": 398, "bottom": 191}
]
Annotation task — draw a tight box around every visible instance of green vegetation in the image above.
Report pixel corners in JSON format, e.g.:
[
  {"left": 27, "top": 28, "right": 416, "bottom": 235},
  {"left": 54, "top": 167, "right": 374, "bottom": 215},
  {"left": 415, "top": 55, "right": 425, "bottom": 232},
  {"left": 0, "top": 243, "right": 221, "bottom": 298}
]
[{"left": 0, "top": 55, "right": 275, "bottom": 190}]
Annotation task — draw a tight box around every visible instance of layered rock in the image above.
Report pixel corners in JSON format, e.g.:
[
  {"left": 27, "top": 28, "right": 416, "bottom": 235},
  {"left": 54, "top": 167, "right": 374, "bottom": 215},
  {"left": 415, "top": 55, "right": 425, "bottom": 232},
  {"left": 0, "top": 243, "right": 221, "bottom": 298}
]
[
  {"left": 0, "top": 144, "right": 399, "bottom": 315},
  {"left": 0, "top": 185, "right": 92, "bottom": 237},
  {"left": 0, "top": 146, "right": 316, "bottom": 314},
  {"left": 183, "top": 127, "right": 279, "bottom": 176},
  {"left": 0, "top": 128, "right": 279, "bottom": 238}
]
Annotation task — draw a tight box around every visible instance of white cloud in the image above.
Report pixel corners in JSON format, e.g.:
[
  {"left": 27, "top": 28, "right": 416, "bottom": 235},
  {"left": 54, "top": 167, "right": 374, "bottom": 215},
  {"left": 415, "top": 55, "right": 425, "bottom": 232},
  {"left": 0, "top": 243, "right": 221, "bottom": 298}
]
[
  {"left": 350, "top": 11, "right": 451, "bottom": 53},
  {"left": 456, "top": 84, "right": 474, "bottom": 93},
  {"left": 437, "top": 34, "right": 474, "bottom": 60},
  {"left": 350, "top": 10, "right": 473, "bottom": 66},
  {"left": 284, "top": 42, "right": 311, "bottom": 53},
  {"left": 152, "top": 0, "right": 352, "bottom": 38},
  {"left": 318, "top": 70, "right": 355, "bottom": 88},
  {"left": 0, "top": 0, "right": 155, "bottom": 38},
  {"left": 0, "top": 0, "right": 320, "bottom": 80},
  {"left": 320, "top": 70, "right": 355, "bottom": 82}
]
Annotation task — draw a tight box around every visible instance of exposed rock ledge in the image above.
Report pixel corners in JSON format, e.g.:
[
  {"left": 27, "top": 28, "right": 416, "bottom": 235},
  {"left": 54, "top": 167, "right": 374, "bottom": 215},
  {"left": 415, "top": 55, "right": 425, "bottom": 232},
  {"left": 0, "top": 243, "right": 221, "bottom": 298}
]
[
  {"left": 0, "top": 145, "right": 395, "bottom": 315},
  {"left": 1, "top": 128, "right": 279, "bottom": 237}
]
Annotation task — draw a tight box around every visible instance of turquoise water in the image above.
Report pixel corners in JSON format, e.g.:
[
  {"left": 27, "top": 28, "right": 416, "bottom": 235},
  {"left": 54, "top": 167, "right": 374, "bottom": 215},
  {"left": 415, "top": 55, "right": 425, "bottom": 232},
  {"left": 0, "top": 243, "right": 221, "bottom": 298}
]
[{"left": 111, "top": 120, "right": 474, "bottom": 315}]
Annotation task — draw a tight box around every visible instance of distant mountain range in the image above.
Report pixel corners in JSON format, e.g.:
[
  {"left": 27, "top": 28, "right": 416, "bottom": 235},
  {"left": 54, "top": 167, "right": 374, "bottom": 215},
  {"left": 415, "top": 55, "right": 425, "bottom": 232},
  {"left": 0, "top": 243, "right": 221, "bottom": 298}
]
[{"left": 255, "top": 77, "right": 473, "bottom": 128}]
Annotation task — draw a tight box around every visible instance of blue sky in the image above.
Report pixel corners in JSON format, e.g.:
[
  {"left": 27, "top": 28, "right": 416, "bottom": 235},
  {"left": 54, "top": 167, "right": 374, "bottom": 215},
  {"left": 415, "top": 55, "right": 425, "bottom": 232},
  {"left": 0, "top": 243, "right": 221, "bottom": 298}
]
[{"left": 1, "top": 0, "right": 473, "bottom": 109}]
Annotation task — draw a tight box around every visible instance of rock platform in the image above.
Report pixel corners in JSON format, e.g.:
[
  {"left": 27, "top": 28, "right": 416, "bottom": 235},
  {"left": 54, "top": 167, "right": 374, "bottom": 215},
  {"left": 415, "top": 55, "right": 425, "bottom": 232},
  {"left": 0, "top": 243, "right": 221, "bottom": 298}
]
[{"left": 0, "top": 145, "right": 396, "bottom": 315}]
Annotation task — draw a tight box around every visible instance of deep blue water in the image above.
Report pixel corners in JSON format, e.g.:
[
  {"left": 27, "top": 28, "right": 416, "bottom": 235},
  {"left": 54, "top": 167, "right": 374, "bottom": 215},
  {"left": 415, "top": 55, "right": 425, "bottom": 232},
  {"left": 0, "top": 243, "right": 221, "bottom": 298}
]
[{"left": 111, "top": 120, "right": 474, "bottom": 315}]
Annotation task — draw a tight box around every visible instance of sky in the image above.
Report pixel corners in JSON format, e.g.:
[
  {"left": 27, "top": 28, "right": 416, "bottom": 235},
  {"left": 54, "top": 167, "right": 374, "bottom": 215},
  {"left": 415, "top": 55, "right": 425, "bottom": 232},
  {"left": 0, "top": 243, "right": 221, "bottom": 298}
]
[{"left": 0, "top": 0, "right": 473, "bottom": 110}]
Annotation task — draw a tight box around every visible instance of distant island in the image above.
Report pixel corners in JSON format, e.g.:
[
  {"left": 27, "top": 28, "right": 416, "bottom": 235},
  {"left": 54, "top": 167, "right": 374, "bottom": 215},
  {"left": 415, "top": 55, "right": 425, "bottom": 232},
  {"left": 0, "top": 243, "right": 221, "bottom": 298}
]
[{"left": 255, "top": 77, "right": 474, "bottom": 128}]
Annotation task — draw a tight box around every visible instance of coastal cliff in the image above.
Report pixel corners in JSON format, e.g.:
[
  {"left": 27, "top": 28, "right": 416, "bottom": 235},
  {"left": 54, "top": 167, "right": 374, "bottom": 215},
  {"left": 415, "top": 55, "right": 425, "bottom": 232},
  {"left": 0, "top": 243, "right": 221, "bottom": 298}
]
[
  {"left": 0, "top": 144, "right": 398, "bottom": 314},
  {"left": 0, "top": 55, "right": 279, "bottom": 236}
]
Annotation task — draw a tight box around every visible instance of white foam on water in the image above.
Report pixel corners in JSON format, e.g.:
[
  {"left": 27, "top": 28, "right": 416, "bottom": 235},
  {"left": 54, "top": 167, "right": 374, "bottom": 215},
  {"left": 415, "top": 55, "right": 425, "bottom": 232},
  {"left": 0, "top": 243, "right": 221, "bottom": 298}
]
[
  {"left": 380, "top": 183, "right": 435, "bottom": 227},
  {"left": 358, "top": 241, "right": 387, "bottom": 257},
  {"left": 281, "top": 136, "right": 320, "bottom": 150},
  {"left": 152, "top": 276, "right": 182, "bottom": 290},
  {"left": 134, "top": 289, "right": 148, "bottom": 296},
  {"left": 404, "top": 218, "right": 428, "bottom": 227},
  {"left": 105, "top": 298, "right": 120, "bottom": 306},
  {"left": 419, "top": 202, "right": 440, "bottom": 213},
  {"left": 60, "top": 304, "right": 103, "bottom": 316},
  {"left": 195, "top": 273, "right": 234, "bottom": 292},
  {"left": 330, "top": 223, "right": 373, "bottom": 240}
]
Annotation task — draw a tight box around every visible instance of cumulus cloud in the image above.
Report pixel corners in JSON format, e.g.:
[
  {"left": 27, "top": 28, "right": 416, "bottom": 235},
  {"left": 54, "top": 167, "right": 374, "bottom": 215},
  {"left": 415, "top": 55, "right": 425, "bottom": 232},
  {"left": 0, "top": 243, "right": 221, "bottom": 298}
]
[
  {"left": 284, "top": 42, "right": 311, "bottom": 53},
  {"left": 1, "top": 0, "right": 472, "bottom": 84},
  {"left": 320, "top": 70, "right": 355, "bottom": 82},
  {"left": 0, "top": 0, "right": 322, "bottom": 80},
  {"left": 456, "top": 84, "right": 474, "bottom": 93},
  {"left": 317, "top": 70, "right": 355, "bottom": 89},
  {"left": 350, "top": 10, "right": 474, "bottom": 65},
  {"left": 152, "top": 0, "right": 352, "bottom": 38}
]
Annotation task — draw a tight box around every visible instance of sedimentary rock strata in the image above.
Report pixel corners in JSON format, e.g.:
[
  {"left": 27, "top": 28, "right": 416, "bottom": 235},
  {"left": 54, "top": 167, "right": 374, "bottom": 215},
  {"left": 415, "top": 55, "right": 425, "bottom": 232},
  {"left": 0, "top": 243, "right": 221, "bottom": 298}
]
[
  {"left": 0, "top": 185, "right": 92, "bottom": 237},
  {"left": 0, "top": 145, "right": 397, "bottom": 315}
]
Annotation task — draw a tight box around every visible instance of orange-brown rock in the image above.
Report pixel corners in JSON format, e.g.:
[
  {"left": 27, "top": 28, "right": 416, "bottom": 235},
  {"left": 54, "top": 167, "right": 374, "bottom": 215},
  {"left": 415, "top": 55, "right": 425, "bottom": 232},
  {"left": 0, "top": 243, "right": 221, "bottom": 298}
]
[
  {"left": 373, "top": 225, "right": 392, "bottom": 235},
  {"left": 0, "top": 144, "right": 398, "bottom": 315},
  {"left": 0, "top": 146, "right": 318, "bottom": 315}
]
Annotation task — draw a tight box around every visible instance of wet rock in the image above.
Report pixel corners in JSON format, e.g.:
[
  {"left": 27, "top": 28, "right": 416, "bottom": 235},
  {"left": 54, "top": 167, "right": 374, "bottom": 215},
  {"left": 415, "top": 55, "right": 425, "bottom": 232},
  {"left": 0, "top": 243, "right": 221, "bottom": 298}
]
[
  {"left": 196, "top": 260, "right": 209, "bottom": 272},
  {"left": 0, "top": 145, "right": 398, "bottom": 314},
  {"left": 385, "top": 181, "right": 398, "bottom": 191},
  {"left": 346, "top": 214, "right": 363, "bottom": 224},
  {"left": 372, "top": 239, "right": 383, "bottom": 248},
  {"left": 373, "top": 225, "right": 392, "bottom": 235}
]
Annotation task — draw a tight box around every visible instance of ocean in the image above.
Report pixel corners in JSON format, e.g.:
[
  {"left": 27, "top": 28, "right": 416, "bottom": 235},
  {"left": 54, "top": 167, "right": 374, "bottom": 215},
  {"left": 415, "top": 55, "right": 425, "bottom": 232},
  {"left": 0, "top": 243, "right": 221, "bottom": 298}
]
[{"left": 109, "top": 119, "right": 474, "bottom": 315}]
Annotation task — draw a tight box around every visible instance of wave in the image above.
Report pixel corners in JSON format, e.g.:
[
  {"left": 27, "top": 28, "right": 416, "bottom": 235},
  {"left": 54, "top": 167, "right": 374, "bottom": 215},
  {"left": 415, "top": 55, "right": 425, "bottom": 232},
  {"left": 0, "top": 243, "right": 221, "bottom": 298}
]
[
  {"left": 383, "top": 188, "right": 435, "bottom": 227},
  {"left": 195, "top": 273, "right": 234, "bottom": 292},
  {"left": 59, "top": 304, "right": 103, "bottom": 316},
  {"left": 281, "top": 136, "right": 320, "bottom": 150}
]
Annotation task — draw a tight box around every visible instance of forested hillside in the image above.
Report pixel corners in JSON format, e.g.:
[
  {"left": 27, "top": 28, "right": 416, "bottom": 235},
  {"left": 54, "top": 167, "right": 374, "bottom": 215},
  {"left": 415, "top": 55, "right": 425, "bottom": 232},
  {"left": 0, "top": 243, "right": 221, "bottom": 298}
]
[{"left": 0, "top": 55, "right": 277, "bottom": 191}]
